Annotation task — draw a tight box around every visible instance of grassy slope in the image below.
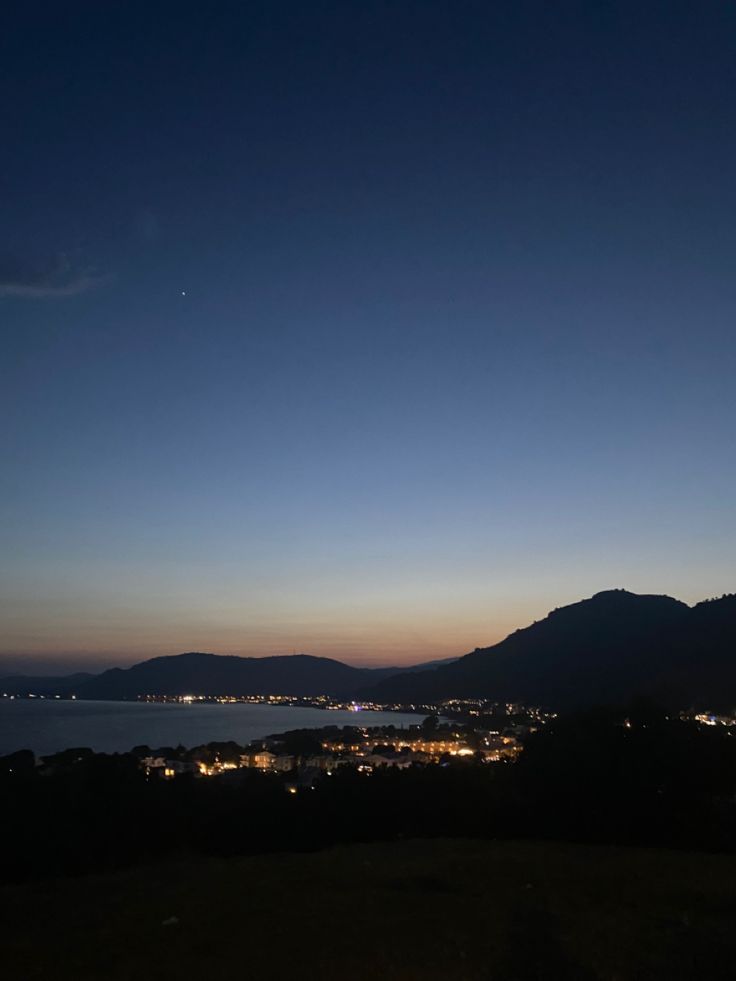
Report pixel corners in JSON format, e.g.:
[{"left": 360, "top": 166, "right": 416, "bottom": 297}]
[{"left": 2, "top": 839, "right": 735, "bottom": 980}]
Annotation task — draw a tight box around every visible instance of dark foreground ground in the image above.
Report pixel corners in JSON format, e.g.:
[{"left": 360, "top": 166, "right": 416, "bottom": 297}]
[{"left": 2, "top": 838, "right": 735, "bottom": 980}]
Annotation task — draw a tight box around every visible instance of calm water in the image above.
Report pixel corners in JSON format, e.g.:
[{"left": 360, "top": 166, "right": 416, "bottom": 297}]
[{"left": 0, "top": 699, "right": 421, "bottom": 756}]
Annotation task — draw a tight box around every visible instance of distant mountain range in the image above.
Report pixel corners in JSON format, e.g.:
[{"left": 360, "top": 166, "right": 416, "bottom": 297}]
[
  {"left": 0, "top": 673, "right": 95, "bottom": 697},
  {"left": 0, "top": 654, "right": 455, "bottom": 700},
  {"left": 369, "top": 590, "right": 736, "bottom": 710},
  {"left": 3, "top": 590, "right": 735, "bottom": 709}
]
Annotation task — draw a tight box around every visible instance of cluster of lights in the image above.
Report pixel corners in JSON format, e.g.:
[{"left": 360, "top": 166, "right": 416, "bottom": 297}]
[{"left": 692, "top": 712, "right": 736, "bottom": 727}]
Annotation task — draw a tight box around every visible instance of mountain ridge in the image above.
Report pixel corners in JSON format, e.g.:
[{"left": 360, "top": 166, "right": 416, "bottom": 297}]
[
  {"left": 0, "top": 653, "right": 456, "bottom": 699},
  {"left": 369, "top": 590, "right": 736, "bottom": 709},
  {"left": 3, "top": 590, "right": 736, "bottom": 708}
]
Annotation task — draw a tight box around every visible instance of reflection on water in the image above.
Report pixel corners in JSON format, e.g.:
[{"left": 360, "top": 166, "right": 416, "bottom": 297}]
[{"left": 0, "top": 698, "right": 421, "bottom": 756}]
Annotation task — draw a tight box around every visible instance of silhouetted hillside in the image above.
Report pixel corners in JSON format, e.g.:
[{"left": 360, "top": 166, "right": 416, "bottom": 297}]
[
  {"left": 5, "top": 592, "right": 735, "bottom": 708},
  {"left": 0, "top": 653, "right": 459, "bottom": 702},
  {"left": 399, "top": 656, "right": 459, "bottom": 672},
  {"left": 74, "top": 652, "right": 401, "bottom": 699},
  {"left": 0, "top": 673, "right": 94, "bottom": 697},
  {"left": 369, "top": 590, "right": 736, "bottom": 710}
]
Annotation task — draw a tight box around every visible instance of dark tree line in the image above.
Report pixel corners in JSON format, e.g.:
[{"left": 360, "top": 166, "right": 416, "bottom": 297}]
[{"left": 2, "top": 708, "right": 736, "bottom": 883}]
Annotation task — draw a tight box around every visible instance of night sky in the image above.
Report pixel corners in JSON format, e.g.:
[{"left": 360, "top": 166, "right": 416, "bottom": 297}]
[{"left": 2, "top": 2, "right": 735, "bottom": 673}]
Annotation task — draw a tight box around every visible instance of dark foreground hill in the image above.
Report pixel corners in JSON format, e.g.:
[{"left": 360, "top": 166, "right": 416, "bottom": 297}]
[
  {"left": 370, "top": 590, "right": 736, "bottom": 710},
  {"left": 2, "top": 839, "right": 734, "bottom": 981}
]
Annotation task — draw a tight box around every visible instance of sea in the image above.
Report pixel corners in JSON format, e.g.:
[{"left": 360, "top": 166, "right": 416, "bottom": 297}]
[{"left": 0, "top": 698, "right": 422, "bottom": 757}]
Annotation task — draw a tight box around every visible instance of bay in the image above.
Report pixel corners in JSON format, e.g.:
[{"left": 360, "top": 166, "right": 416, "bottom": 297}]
[{"left": 0, "top": 699, "right": 422, "bottom": 756}]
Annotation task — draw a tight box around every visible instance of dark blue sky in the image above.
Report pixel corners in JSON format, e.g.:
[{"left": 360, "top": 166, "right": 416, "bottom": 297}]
[{"left": 2, "top": 1, "right": 735, "bottom": 672}]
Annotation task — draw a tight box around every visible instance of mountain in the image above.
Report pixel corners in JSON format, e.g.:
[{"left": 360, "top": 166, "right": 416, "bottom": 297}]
[
  {"left": 368, "top": 590, "right": 736, "bottom": 710},
  {"left": 0, "top": 652, "right": 458, "bottom": 702},
  {"left": 0, "top": 673, "right": 94, "bottom": 697},
  {"left": 72, "top": 652, "right": 404, "bottom": 700},
  {"left": 400, "top": 656, "right": 460, "bottom": 672},
  {"left": 5, "top": 592, "right": 735, "bottom": 707}
]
